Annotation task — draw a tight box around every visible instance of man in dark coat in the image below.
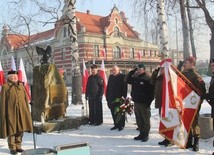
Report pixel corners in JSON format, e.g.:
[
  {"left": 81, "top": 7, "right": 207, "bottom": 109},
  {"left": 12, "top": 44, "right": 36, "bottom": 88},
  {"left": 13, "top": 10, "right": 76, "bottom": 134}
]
[
  {"left": 203, "top": 59, "right": 214, "bottom": 130},
  {"left": 182, "top": 57, "right": 206, "bottom": 152},
  {"left": 0, "top": 71, "right": 33, "bottom": 154},
  {"left": 106, "top": 66, "right": 127, "bottom": 131},
  {"left": 86, "top": 64, "right": 104, "bottom": 125},
  {"left": 126, "top": 63, "right": 154, "bottom": 142}
]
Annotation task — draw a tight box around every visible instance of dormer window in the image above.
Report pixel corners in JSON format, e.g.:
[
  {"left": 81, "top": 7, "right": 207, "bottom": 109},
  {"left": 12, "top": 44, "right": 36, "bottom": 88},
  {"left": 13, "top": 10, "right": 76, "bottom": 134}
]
[
  {"left": 115, "top": 18, "right": 118, "bottom": 24},
  {"left": 114, "top": 27, "right": 120, "bottom": 36}
]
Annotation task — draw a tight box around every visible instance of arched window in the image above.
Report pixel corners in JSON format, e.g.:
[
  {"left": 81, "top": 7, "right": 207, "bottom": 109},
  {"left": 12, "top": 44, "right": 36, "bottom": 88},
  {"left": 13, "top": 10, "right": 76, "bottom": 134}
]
[
  {"left": 130, "top": 48, "right": 134, "bottom": 58},
  {"left": 114, "top": 27, "right": 120, "bottom": 36},
  {"left": 115, "top": 18, "right": 118, "bottom": 24},
  {"left": 113, "top": 46, "right": 121, "bottom": 58}
]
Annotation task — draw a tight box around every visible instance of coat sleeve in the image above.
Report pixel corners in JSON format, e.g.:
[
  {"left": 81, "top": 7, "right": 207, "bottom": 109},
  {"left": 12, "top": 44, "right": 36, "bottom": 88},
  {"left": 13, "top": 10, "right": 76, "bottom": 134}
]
[
  {"left": 125, "top": 69, "right": 136, "bottom": 84},
  {"left": 121, "top": 74, "right": 127, "bottom": 98},
  {"left": 106, "top": 75, "right": 111, "bottom": 102},
  {"left": 98, "top": 76, "right": 104, "bottom": 97},
  {"left": 0, "top": 85, "right": 7, "bottom": 138},
  {"left": 150, "top": 68, "right": 159, "bottom": 86}
]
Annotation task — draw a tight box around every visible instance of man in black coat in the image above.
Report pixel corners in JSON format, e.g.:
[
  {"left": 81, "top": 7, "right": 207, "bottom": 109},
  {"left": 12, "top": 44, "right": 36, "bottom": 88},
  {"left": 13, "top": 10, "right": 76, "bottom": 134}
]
[
  {"left": 86, "top": 64, "right": 104, "bottom": 125},
  {"left": 106, "top": 66, "right": 127, "bottom": 131},
  {"left": 126, "top": 63, "right": 154, "bottom": 142},
  {"left": 203, "top": 59, "right": 214, "bottom": 130}
]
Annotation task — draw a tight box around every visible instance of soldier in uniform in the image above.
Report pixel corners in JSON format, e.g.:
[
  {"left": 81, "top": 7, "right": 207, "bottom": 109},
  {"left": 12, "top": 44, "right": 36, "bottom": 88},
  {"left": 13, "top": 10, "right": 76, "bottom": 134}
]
[
  {"left": 106, "top": 66, "right": 127, "bottom": 131},
  {"left": 86, "top": 64, "right": 104, "bottom": 126},
  {"left": 182, "top": 57, "right": 206, "bottom": 152},
  {"left": 0, "top": 71, "right": 33, "bottom": 154},
  {"left": 126, "top": 63, "right": 154, "bottom": 142}
]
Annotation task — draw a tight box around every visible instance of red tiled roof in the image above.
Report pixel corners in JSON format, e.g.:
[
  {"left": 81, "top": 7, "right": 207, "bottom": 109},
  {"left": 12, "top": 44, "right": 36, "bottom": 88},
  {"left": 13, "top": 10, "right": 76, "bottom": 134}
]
[{"left": 5, "top": 10, "right": 139, "bottom": 49}]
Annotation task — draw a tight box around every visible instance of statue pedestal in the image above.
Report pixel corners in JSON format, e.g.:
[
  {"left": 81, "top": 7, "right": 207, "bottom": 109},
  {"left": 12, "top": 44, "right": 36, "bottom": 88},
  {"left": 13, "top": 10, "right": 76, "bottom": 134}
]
[{"left": 31, "top": 64, "right": 68, "bottom": 121}]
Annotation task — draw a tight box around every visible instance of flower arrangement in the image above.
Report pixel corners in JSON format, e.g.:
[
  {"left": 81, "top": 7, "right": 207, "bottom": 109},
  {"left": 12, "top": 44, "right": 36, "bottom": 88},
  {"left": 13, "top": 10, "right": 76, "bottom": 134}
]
[{"left": 112, "top": 97, "right": 134, "bottom": 123}]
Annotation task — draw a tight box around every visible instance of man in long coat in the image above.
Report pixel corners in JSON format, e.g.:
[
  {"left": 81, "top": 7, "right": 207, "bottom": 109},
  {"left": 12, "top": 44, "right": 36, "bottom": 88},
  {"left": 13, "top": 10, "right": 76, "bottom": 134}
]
[
  {"left": 106, "top": 66, "right": 127, "bottom": 131},
  {"left": 86, "top": 64, "right": 104, "bottom": 125},
  {"left": 0, "top": 71, "right": 33, "bottom": 154}
]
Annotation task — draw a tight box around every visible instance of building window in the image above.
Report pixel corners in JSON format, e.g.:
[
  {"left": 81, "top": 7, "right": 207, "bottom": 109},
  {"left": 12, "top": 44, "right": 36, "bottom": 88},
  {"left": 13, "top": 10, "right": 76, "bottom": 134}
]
[
  {"left": 63, "top": 27, "right": 67, "bottom": 37},
  {"left": 94, "top": 45, "right": 99, "bottom": 57},
  {"left": 114, "top": 27, "right": 120, "bottom": 36},
  {"left": 115, "top": 18, "right": 118, "bottom": 24},
  {"left": 61, "top": 48, "right": 66, "bottom": 60},
  {"left": 130, "top": 48, "right": 134, "bottom": 58},
  {"left": 142, "top": 50, "right": 145, "bottom": 57},
  {"left": 113, "top": 46, "right": 121, "bottom": 58}
]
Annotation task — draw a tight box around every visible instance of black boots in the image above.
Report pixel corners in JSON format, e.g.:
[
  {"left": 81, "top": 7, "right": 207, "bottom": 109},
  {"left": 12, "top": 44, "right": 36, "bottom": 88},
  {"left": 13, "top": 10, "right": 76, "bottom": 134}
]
[
  {"left": 134, "top": 134, "right": 144, "bottom": 140},
  {"left": 193, "top": 137, "right": 199, "bottom": 152},
  {"left": 158, "top": 139, "right": 173, "bottom": 147},
  {"left": 185, "top": 134, "right": 193, "bottom": 149}
]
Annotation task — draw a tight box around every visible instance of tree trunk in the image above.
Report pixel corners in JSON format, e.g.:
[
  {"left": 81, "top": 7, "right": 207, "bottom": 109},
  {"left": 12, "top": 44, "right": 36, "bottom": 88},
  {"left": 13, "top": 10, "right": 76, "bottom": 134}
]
[
  {"left": 157, "top": 0, "right": 169, "bottom": 58},
  {"left": 66, "top": 0, "right": 82, "bottom": 105},
  {"left": 179, "top": 0, "right": 190, "bottom": 60},
  {"left": 186, "top": 0, "right": 197, "bottom": 58}
]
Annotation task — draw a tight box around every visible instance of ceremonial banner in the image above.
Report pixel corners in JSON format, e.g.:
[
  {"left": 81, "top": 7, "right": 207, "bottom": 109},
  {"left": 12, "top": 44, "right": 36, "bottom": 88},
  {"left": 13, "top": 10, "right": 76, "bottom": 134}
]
[
  {"left": 159, "top": 60, "right": 202, "bottom": 148},
  {"left": 0, "top": 61, "right": 5, "bottom": 92},
  {"left": 18, "top": 58, "right": 31, "bottom": 102},
  {"left": 99, "top": 60, "right": 107, "bottom": 96},
  {"left": 82, "top": 59, "right": 89, "bottom": 94}
]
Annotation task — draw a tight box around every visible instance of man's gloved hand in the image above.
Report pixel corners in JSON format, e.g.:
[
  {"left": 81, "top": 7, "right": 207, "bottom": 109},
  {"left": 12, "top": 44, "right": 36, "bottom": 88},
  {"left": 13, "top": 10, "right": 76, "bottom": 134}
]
[{"left": 85, "top": 96, "right": 88, "bottom": 100}]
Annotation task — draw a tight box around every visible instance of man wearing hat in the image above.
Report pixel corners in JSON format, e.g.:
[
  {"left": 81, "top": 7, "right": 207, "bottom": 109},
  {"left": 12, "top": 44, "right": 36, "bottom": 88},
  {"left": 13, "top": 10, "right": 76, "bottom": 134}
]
[
  {"left": 126, "top": 63, "right": 154, "bottom": 142},
  {"left": 203, "top": 59, "right": 214, "bottom": 131},
  {"left": 182, "top": 56, "right": 206, "bottom": 151},
  {"left": 0, "top": 71, "right": 33, "bottom": 154},
  {"left": 86, "top": 64, "right": 104, "bottom": 126}
]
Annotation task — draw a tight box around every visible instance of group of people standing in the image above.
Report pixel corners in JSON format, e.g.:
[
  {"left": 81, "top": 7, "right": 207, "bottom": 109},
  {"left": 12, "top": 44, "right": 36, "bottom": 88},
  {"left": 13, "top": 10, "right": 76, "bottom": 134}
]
[
  {"left": 85, "top": 57, "right": 214, "bottom": 152},
  {"left": 0, "top": 57, "right": 213, "bottom": 154}
]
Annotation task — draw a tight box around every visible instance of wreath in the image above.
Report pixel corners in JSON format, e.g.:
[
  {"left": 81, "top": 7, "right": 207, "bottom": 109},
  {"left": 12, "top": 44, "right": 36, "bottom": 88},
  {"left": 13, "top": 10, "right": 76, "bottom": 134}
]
[{"left": 112, "top": 97, "right": 134, "bottom": 124}]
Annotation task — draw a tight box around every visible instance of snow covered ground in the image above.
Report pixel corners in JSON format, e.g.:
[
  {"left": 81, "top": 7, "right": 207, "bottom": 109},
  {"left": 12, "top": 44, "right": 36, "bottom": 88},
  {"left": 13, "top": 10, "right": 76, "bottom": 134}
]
[
  {"left": 0, "top": 76, "right": 213, "bottom": 155},
  {"left": 0, "top": 98, "right": 213, "bottom": 155}
]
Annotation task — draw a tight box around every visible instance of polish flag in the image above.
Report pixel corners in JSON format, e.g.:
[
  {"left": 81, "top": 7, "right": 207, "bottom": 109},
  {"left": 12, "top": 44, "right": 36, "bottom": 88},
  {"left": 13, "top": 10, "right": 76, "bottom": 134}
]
[
  {"left": 100, "top": 48, "right": 106, "bottom": 60},
  {"left": 82, "top": 59, "right": 89, "bottom": 94},
  {"left": 99, "top": 60, "right": 107, "bottom": 96},
  {"left": 18, "top": 58, "right": 31, "bottom": 102},
  {"left": 11, "top": 56, "right": 17, "bottom": 71},
  {"left": 0, "top": 61, "right": 6, "bottom": 92},
  {"left": 137, "top": 51, "right": 142, "bottom": 61},
  {"left": 159, "top": 60, "right": 202, "bottom": 148},
  {"left": 121, "top": 50, "right": 125, "bottom": 59}
]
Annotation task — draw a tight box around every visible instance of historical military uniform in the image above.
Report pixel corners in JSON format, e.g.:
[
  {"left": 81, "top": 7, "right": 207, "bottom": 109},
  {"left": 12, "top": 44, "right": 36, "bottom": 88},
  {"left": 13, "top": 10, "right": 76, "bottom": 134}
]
[
  {"left": 182, "top": 68, "right": 206, "bottom": 150},
  {"left": 0, "top": 80, "right": 33, "bottom": 153}
]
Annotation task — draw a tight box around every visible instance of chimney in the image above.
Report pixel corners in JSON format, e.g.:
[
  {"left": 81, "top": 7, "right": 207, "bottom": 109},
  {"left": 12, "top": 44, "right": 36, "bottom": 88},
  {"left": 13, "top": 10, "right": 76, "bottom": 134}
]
[{"left": 86, "top": 10, "right": 90, "bottom": 14}]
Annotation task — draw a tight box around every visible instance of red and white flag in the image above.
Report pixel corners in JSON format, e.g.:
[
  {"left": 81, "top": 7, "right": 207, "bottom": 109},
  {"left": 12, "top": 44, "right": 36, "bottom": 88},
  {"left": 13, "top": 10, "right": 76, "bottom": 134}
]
[
  {"left": 100, "top": 48, "right": 106, "bottom": 60},
  {"left": 137, "top": 51, "right": 142, "bottom": 61},
  {"left": 82, "top": 59, "right": 89, "bottom": 94},
  {"left": 18, "top": 58, "right": 31, "bottom": 102},
  {"left": 159, "top": 59, "right": 202, "bottom": 148},
  {"left": 0, "top": 61, "right": 5, "bottom": 92},
  {"left": 121, "top": 50, "right": 125, "bottom": 59},
  {"left": 99, "top": 60, "right": 107, "bottom": 96},
  {"left": 11, "top": 56, "right": 17, "bottom": 71}
]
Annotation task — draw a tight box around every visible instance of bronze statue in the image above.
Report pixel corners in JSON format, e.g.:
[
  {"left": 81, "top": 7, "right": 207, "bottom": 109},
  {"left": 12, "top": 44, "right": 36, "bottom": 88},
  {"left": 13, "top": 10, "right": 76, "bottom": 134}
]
[{"left": 36, "top": 45, "right": 52, "bottom": 65}]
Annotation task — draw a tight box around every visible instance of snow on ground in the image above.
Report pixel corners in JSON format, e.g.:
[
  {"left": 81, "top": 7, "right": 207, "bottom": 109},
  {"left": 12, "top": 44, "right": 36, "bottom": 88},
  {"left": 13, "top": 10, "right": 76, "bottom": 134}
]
[
  {"left": 0, "top": 76, "right": 213, "bottom": 154},
  {"left": 0, "top": 98, "right": 213, "bottom": 155}
]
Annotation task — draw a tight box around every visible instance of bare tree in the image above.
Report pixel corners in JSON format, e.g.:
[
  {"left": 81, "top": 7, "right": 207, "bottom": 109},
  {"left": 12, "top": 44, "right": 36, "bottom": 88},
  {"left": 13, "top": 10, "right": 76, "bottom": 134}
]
[
  {"left": 195, "top": 0, "right": 214, "bottom": 63},
  {"left": 62, "top": 0, "right": 82, "bottom": 105},
  {"left": 186, "top": 0, "right": 197, "bottom": 58}
]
